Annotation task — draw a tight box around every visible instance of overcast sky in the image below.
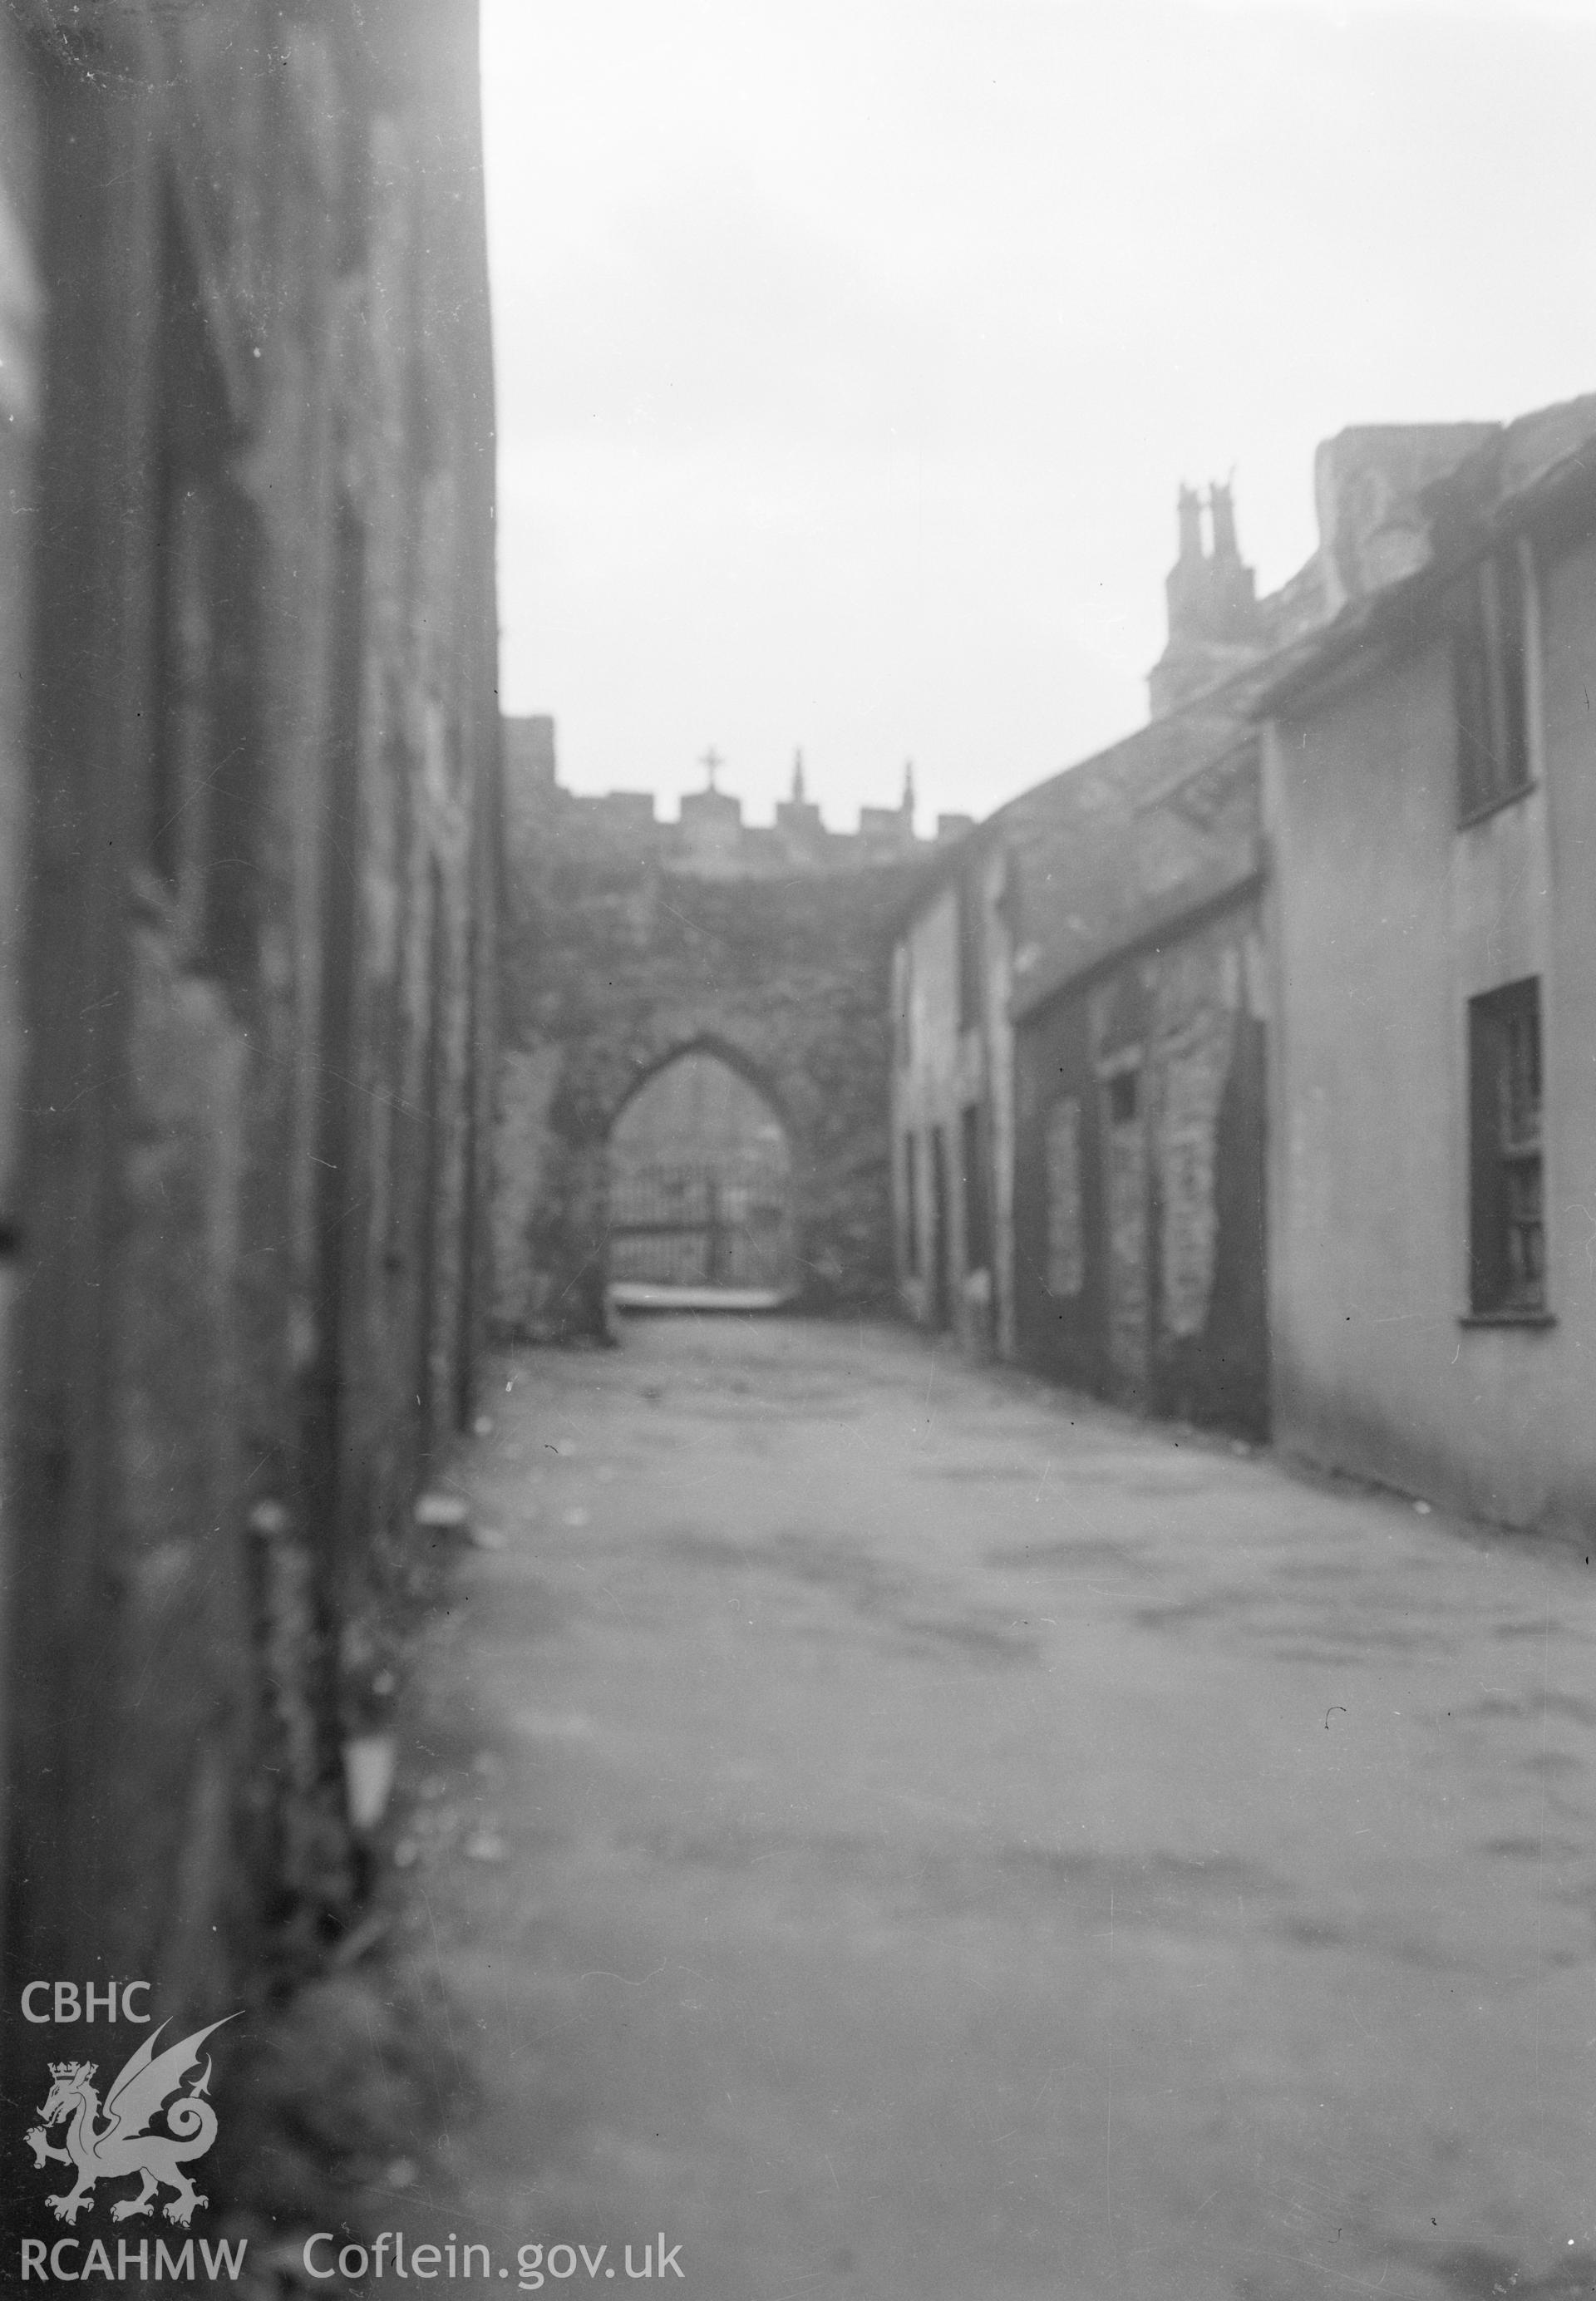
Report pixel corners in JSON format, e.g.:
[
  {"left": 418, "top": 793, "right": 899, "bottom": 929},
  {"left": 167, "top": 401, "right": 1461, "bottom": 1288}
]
[{"left": 481, "top": 0, "right": 1596, "bottom": 836}]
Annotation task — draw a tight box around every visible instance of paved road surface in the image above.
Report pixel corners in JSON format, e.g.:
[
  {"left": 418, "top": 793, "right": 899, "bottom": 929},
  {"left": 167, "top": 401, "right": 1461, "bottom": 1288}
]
[{"left": 387, "top": 1315, "right": 1596, "bottom": 2301}]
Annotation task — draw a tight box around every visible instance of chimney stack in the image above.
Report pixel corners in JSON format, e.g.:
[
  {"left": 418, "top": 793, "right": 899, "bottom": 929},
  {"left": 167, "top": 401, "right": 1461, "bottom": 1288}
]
[{"left": 1147, "top": 479, "right": 1264, "bottom": 717}]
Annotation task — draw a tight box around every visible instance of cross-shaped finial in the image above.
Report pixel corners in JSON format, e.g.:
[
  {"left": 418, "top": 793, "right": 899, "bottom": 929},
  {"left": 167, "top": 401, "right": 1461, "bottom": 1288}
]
[{"left": 699, "top": 746, "right": 722, "bottom": 791}]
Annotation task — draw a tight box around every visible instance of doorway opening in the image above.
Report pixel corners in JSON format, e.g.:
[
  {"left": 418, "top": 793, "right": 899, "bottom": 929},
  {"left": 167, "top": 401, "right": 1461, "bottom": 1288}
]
[
  {"left": 929, "top": 1123, "right": 952, "bottom": 1330},
  {"left": 1101, "top": 1056, "right": 1150, "bottom": 1405},
  {"left": 608, "top": 1047, "right": 796, "bottom": 1308}
]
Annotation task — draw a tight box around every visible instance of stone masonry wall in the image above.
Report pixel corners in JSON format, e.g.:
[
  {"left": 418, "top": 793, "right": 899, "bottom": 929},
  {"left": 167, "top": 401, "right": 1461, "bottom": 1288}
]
[
  {"left": 496, "top": 757, "right": 921, "bottom": 1338},
  {"left": 2, "top": 0, "right": 499, "bottom": 2109}
]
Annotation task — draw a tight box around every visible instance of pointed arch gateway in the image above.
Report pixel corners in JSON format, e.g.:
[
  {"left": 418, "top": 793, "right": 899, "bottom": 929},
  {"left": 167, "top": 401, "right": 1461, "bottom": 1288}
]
[{"left": 608, "top": 1044, "right": 797, "bottom": 1303}]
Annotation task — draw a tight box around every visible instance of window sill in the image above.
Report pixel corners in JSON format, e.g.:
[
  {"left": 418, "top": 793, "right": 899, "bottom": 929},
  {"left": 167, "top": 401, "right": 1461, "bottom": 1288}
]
[
  {"left": 1457, "top": 1310, "right": 1556, "bottom": 1330},
  {"left": 1457, "top": 781, "right": 1536, "bottom": 832}
]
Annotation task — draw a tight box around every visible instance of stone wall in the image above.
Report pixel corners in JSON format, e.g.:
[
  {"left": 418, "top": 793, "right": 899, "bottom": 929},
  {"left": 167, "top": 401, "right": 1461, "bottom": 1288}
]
[
  {"left": 2, "top": 0, "right": 498, "bottom": 2080},
  {"left": 892, "top": 698, "right": 1263, "bottom": 1371},
  {"left": 496, "top": 739, "right": 923, "bottom": 1337},
  {"left": 1012, "top": 888, "right": 1269, "bottom": 1436},
  {"left": 0, "top": 9, "right": 42, "bottom": 1974}
]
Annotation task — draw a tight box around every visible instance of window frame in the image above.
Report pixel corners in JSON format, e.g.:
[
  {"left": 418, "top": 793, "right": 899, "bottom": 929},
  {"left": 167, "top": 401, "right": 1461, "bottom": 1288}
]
[
  {"left": 1451, "top": 542, "right": 1536, "bottom": 830},
  {"left": 1465, "top": 976, "right": 1551, "bottom": 1324}
]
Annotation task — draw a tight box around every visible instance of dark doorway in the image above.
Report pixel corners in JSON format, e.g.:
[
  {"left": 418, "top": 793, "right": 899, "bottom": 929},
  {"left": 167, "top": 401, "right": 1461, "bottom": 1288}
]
[
  {"left": 1101, "top": 1061, "right": 1150, "bottom": 1404},
  {"left": 929, "top": 1123, "right": 952, "bottom": 1329},
  {"left": 608, "top": 1049, "right": 795, "bottom": 1298},
  {"left": 960, "top": 1101, "right": 990, "bottom": 1274}
]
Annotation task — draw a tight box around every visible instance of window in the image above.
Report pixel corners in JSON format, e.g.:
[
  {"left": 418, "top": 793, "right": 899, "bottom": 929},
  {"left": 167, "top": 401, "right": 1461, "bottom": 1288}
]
[
  {"left": 1106, "top": 1067, "right": 1139, "bottom": 1126},
  {"left": 960, "top": 1103, "right": 990, "bottom": 1273},
  {"left": 1451, "top": 548, "right": 1531, "bottom": 823},
  {"left": 150, "top": 183, "right": 258, "bottom": 975},
  {"left": 1468, "top": 978, "right": 1545, "bottom": 1317},
  {"left": 903, "top": 1131, "right": 921, "bottom": 1276},
  {"left": 1043, "top": 1096, "right": 1083, "bottom": 1298}
]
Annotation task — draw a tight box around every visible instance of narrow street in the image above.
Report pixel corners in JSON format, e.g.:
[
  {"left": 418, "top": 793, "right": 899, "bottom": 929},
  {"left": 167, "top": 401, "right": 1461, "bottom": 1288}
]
[{"left": 387, "top": 1315, "right": 1596, "bottom": 2301}]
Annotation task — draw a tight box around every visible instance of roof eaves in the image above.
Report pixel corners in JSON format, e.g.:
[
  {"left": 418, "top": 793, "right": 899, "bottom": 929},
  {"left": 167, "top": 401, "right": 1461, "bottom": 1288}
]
[
  {"left": 1010, "top": 850, "right": 1266, "bottom": 1026},
  {"left": 1253, "top": 423, "right": 1596, "bottom": 719}
]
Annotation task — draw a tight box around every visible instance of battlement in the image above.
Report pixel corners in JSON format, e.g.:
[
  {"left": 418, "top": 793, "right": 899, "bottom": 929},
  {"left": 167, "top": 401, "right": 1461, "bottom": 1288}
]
[{"left": 502, "top": 719, "right": 942, "bottom": 878}]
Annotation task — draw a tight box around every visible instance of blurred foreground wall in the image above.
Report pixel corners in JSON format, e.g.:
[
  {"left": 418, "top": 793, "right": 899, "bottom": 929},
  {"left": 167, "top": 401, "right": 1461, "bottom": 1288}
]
[{"left": 0, "top": 0, "right": 499, "bottom": 2041}]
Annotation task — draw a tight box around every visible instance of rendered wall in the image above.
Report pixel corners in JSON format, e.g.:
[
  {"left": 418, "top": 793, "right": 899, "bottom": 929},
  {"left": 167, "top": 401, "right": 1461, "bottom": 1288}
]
[{"left": 1263, "top": 520, "right": 1596, "bottom": 1531}]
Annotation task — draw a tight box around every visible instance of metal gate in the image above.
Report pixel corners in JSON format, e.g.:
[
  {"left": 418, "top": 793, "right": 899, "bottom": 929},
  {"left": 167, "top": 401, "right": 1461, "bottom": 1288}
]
[{"left": 608, "top": 1151, "right": 793, "bottom": 1289}]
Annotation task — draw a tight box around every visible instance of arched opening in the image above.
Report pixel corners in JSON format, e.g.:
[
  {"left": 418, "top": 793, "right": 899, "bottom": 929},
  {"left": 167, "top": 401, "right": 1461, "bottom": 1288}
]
[{"left": 608, "top": 1046, "right": 796, "bottom": 1303}]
